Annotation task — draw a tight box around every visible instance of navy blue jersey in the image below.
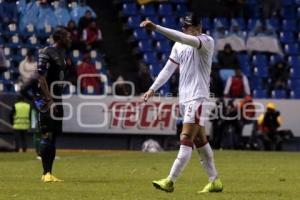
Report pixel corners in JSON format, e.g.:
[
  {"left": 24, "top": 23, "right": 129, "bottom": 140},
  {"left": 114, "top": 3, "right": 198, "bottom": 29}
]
[{"left": 38, "top": 46, "right": 67, "bottom": 99}]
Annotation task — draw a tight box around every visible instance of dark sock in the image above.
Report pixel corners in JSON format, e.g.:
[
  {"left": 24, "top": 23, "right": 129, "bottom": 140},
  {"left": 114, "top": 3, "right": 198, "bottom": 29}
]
[
  {"left": 49, "top": 145, "right": 56, "bottom": 174},
  {"left": 40, "top": 138, "right": 53, "bottom": 175}
]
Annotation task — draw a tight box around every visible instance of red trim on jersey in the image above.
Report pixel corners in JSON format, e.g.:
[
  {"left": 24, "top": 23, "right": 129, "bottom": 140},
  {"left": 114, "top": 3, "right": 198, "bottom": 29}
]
[
  {"left": 195, "top": 104, "right": 202, "bottom": 124},
  {"left": 169, "top": 57, "right": 179, "bottom": 65},
  {"left": 197, "top": 36, "right": 202, "bottom": 49},
  {"left": 180, "top": 139, "right": 194, "bottom": 147}
]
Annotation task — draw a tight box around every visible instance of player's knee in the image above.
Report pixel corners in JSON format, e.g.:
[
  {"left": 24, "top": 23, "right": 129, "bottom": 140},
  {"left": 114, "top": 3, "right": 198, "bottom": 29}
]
[
  {"left": 180, "top": 133, "right": 193, "bottom": 147},
  {"left": 194, "top": 136, "right": 208, "bottom": 148},
  {"left": 41, "top": 132, "right": 55, "bottom": 146}
]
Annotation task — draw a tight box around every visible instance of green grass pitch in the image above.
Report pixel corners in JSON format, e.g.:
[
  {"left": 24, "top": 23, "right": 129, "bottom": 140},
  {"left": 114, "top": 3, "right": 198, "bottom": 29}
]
[{"left": 0, "top": 150, "right": 299, "bottom": 200}]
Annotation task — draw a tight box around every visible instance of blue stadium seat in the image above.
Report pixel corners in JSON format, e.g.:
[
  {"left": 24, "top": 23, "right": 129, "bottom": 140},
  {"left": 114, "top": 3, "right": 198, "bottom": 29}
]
[
  {"left": 25, "top": 35, "right": 40, "bottom": 50},
  {"left": 145, "top": 16, "right": 159, "bottom": 24},
  {"left": 296, "top": 0, "right": 300, "bottom": 5},
  {"left": 247, "top": 19, "right": 257, "bottom": 31},
  {"left": 291, "top": 90, "right": 300, "bottom": 99},
  {"left": 279, "top": 32, "right": 295, "bottom": 43},
  {"left": 143, "top": 52, "right": 158, "bottom": 65},
  {"left": 269, "top": 54, "right": 284, "bottom": 65},
  {"left": 202, "top": 17, "right": 212, "bottom": 30},
  {"left": 237, "top": 53, "right": 250, "bottom": 68},
  {"left": 290, "top": 67, "right": 300, "bottom": 78},
  {"left": 156, "top": 40, "right": 172, "bottom": 53},
  {"left": 4, "top": 23, "right": 18, "bottom": 37},
  {"left": 250, "top": 76, "right": 263, "bottom": 90},
  {"left": 241, "top": 65, "right": 252, "bottom": 76},
  {"left": 20, "top": 24, "right": 35, "bottom": 38},
  {"left": 122, "top": 3, "right": 137, "bottom": 16},
  {"left": 149, "top": 64, "right": 162, "bottom": 76},
  {"left": 140, "top": 5, "right": 155, "bottom": 16},
  {"left": 284, "top": 43, "right": 299, "bottom": 56},
  {"left": 272, "top": 90, "right": 287, "bottom": 99},
  {"left": 159, "top": 83, "right": 170, "bottom": 96},
  {"left": 161, "top": 17, "right": 176, "bottom": 28},
  {"left": 0, "top": 36, "right": 5, "bottom": 45},
  {"left": 282, "top": 20, "right": 296, "bottom": 31},
  {"left": 232, "top": 18, "right": 246, "bottom": 30},
  {"left": 297, "top": 7, "right": 300, "bottom": 18},
  {"left": 158, "top": 4, "right": 173, "bottom": 16},
  {"left": 253, "top": 89, "right": 267, "bottom": 98},
  {"left": 127, "top": 16, "right": 142, "bottom": 28},
  {"left": 281, "top": 7, "right": 296, "bottom": 19},
  {"left": 138, "top": 41, "right": 153, "bottom": 52},
  {"left": 133, "top": 29, "right": 149, "bottom": 40},
  {"left": 7, "top": 35, "right": 22, "bottom": 49},
  {"left": 254, "top": 66, "right": 268, "bottom": 77},
  {"left": 151, "top": 31, "right": 165, "bottom": 41},
  {"left": 71, "top": 50, "right": 82, "bottom": 63},
  {"left": 219, "top": 69, "right": 235, "bottom": 82},
  {"left": 281, "top": 0, "right": 293, "bottom": 6},
  {"left": 0, "top": 82, "right": 10, "bottom": 93},
  {"left": 289, "top": 78, "right": 300, "bottom": 89},
  {"left": 176, "top": 4, "right": 188, "bottom": 16},
  {"left": 267, "top": 18, "right": 280, "bottom": 31},
  {"left": 288, "top": 56, "right": 300, "bottom": 68},
  {"left": 214, "top": 17, "right": 229, "bottom": 29},
  {"left": 160, "top": 53, "right": 169, "bottom": 63},
  {"left": 252, "top": 54, "right": 268, "bottom": 68}
]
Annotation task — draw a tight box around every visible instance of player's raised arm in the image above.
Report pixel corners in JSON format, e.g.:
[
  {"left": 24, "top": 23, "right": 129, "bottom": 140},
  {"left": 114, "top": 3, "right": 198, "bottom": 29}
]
[
  {"left": 143, "top": 59, "right": 178, "bottom": 102},
  {"left": 140, "top": 15, "right": 201, "bottom": 48}
]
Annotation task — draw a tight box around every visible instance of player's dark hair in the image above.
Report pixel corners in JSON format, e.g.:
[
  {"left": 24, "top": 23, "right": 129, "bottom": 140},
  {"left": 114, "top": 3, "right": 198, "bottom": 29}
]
[
  {"left": 52, "top": 27, "right": 69, "bottom": 42},
  {"left": 182, "top": 12, "right": 201, "bottom": 27}
]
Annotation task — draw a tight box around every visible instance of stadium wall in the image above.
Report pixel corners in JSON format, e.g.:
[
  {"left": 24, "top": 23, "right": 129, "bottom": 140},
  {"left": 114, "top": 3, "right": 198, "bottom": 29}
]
[{"left": 1, "top": 94, "right": 300, "bottom": 151}]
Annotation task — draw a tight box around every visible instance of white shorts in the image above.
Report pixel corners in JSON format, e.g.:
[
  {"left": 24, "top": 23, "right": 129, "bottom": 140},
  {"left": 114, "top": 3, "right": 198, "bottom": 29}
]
[{"left": 180, "top": 98, "right": 209, "bottom": 126}]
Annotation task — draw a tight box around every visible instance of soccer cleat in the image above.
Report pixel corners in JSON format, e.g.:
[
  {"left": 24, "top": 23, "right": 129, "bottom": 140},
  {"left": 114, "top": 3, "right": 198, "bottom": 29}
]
[
  {"left": 197, "top": 178, "right": 223, "bottom": 193},
  {"left": 152, "top": 178, "right": 174, "bottom": 193},
  {"left": 51, "top": 174, "right": 63, "bottom": 182},
  {"left": 41, "top": 173, "right": 63, "bottom": 182},
  {"left": 42, "top": 173, "right": 53, "bottom": 183}
]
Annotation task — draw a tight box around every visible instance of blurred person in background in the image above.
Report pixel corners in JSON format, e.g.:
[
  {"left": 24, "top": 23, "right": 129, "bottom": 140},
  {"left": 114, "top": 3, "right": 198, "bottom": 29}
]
[
  {"left": 10, "top": 96, "right": 30, "bottom": 152},
  {"left": 224, "top": 68, "right": 250, "bottom": 98},
  {"left": 209, "top": 98, "right": 226, "bottom": 149},
  {"left": 19, "top": 50, "right": 37, "bottom": 84},
  {"left": 255, "top": 103, "right": 283, "bottom": 150},
  {"left": 261, "top": 0, "right": 281, "bottom": 19},
  {"left": 82, "top": 21, "right": 103, "bottom": 51},
  {"left": 217, "top": 44, "right": 240, "bottom": 69},
  {"left": 77, "top": 54, "right": 102, "bottom": 94},
  {"left": 0, "top": 0, "right": 18, "bottom": 27},
  {"left": 67, "top": 20, "right": 84, "bottom": 50},
  {"left": 78, "top": 10, "right": 95, "bottom": 33},
  {"left": 268, "top": 61, "right": 290, "bottom": 96},
  {"left": 0, "top": 47, "right": 7, "bottom": 75},
  {"left": 210, "top": 63, "right": 224, "bottom": 98}
]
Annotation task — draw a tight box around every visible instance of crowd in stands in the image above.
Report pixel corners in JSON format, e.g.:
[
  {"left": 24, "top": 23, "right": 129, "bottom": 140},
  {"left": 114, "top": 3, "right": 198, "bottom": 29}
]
[
  {"left": 119, "top": 0, "right": 300, "bottom": 99},
  {"left": 0, "top": 0, "right": 107, "bottom": 95}
]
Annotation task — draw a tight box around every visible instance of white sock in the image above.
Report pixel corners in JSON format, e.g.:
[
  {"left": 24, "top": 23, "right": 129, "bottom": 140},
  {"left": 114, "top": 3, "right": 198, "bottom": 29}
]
[
  {"left": 167, "top": 145, "right": 192, "bottom": 183},
  {"left": 197, "top": 143, "right": 218, "bottom": 181}
]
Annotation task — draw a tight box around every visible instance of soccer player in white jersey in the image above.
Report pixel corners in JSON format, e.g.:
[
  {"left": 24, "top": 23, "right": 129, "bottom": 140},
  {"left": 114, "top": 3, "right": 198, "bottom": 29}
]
[{"left": 140, "top": 13, "right": 223, "bottom": 193}]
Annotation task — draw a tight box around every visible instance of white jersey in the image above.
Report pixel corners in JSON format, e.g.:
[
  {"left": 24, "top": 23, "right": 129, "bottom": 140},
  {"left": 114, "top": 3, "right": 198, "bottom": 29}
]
[{"left": 169, "top": 34, "right": 214, "bottom": 103}]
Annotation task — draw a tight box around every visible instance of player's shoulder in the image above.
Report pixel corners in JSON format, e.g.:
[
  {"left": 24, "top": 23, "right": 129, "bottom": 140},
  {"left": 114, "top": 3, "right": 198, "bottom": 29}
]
[
  {"left": 198, "top": 33, "right": 214, "bottom": 43},
  {"left": 39, "top": 46, "right": 56, "bottom": 55}
]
